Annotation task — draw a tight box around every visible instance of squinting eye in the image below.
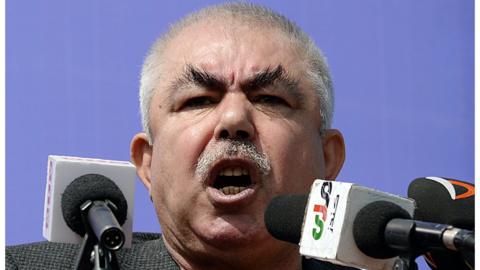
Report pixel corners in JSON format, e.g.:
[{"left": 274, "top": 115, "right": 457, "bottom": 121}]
[
  {"left": 181, "top": 96, "right": 217, "bottom": 110},
  {"left": 254, "top": 95, "right": 290, "bottom": 107}
]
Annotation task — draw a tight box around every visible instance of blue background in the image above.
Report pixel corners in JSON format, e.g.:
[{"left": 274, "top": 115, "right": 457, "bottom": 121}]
[{"left": 6, "top": 1, "right": 473, "bottom": 268}]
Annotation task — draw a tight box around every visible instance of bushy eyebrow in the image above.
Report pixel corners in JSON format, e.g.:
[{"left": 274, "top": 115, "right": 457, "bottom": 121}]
[
  {"left": 240, "top": 65, "right": 301, "bottom": 97},
  {"left": 186, "top": 64, "right": 226, "bottom": 90},
  {"left": 168, "top": 64, "right": 304, "bottom": 102},
  {"left": 169, "top": 65, "right": 226, "bottom": 95}
]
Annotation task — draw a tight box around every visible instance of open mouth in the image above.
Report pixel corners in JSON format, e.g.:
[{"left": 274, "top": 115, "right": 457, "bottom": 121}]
[{"left": 212, "top": 166, "right": 253, "bottom": 195}]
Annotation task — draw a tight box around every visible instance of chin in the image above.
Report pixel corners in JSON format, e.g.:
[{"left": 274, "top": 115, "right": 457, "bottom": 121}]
[{"left": 193, "top": 215, "right": 270, "bottom": 249}]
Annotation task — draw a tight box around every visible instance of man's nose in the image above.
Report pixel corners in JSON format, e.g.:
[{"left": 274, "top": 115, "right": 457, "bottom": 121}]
[{"left": 213, "top": 94, "right": 255, "bottom": 140}]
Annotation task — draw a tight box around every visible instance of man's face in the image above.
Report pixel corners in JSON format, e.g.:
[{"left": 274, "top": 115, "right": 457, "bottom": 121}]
[{"left": 132, "top": 20, "right": 344, "bottom": 264}]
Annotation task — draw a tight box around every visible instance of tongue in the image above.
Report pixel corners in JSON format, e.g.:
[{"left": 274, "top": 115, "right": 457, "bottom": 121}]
[{"left": 220, "top": 186, "right": 247, "bottom": 195}]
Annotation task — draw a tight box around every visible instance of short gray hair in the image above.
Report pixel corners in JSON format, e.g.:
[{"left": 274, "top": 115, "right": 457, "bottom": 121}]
[{"left": 139, "top": 3, "right": 334, "bottom": 143}]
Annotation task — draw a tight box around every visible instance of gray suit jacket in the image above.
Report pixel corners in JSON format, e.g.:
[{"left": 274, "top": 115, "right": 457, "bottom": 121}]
[{"left": 6, "top": 232, "right": 357, "bottom": 270}]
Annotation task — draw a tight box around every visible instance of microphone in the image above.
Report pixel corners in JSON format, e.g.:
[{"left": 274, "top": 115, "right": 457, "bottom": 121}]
[
  {"left": 61, "top": 174, "right": 127, "bottom": 250},
  {"left": 353, "top": 201, "right": 474, "bottom": 256},
  {"left": 265, "top": 179, "right": 415, "bottom": 270},
  {"left": 408, "top": 177, "right": 474, "bottom": 231},
  {"left": 408, "top": 177, "right": 475, "bottom": 270},
  {"left": 42, "top": 155, "right": 136, "bottom": 248}
]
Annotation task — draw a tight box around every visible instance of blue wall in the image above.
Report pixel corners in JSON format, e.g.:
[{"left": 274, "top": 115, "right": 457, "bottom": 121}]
[{"left": 7, "top": 1, "right": 473, "bottom": 268}]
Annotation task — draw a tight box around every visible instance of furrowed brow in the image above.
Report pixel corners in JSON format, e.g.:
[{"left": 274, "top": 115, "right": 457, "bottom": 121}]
[
  {"left": 177, "top": 64, "right": 226, "bottom": 90},
  {"left": 166, "top": 65, "right": 226, "bottom": 104},
  {"left": 240, "top": 65, "right": 301, "bottom": 97}
]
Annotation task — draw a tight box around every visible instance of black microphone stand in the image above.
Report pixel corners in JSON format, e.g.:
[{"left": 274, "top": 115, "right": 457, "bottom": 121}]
[{"left": 74, "top": 201, "right": 120, "bottom": 270}]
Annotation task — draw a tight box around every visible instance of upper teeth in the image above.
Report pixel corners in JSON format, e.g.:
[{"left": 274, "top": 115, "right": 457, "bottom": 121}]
[{"left": 219, "top": 167, "right": 249, "bottom": 176}]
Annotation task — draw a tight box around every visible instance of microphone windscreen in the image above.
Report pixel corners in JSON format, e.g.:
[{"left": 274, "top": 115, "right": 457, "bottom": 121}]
[
  {"left": 61, "top": 174, "right": 128, "bottom": 236},
  {"left": 264, "top": 194, "right": 307, "bottom": 244},
  {"left": 408, "top": 177, "right": 474, "bottom": 270},
  {"left": 408, "top": 177, "right": 474, "bottom": 230},
  {"left": 353, "top": 201, "right": 411, "bottom": 259}
]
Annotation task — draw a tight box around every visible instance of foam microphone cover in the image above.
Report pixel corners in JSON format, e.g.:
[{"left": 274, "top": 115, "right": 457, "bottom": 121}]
[
  {"left": 61, "top": 174, "right": 128, "bottom": 236},
  {"left": 408, "top": 177, "right": 474, "bottom": 230},
  {"left": 264, "top": 194, "right": 308, "bottom": 244},
  {"left": 408, "top": 177, "right": 475, "bottom": 270},
  {"left": 353, "top": 201, "right": 412, "bottom": 259}
]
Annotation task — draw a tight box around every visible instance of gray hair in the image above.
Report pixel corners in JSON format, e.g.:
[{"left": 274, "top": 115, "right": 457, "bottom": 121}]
[{"left": 139, "top": 3, "right": 334, "bottom": 144}]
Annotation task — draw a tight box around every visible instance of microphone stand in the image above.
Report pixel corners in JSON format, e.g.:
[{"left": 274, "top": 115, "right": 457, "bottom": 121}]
[{"left": 74, "top": 201, "right": 120, "bottom": 270}]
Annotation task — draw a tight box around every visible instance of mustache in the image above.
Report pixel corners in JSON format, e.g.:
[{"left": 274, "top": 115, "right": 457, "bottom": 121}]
[{"left": 195, "top": 139, "right": 271, "bottom": 181}]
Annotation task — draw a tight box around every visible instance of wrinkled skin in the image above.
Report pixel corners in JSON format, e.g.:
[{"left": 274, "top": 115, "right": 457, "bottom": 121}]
[{"left": 131, "top": 19, "right": 345, "bottom": 270}]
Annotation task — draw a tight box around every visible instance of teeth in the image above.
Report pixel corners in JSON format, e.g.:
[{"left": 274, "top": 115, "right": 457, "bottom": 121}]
[
  {"left": 233, "top": 168, "right": 242, "bottom": 176},
  {"left": 220, "top": 186, "right": 247, "bottom": 195},
  {"left": 219, "top": 166, "right": 250, "bottom": 176},
  {"left": 224, "top": 168, "right": 233, "bottom": 176}
]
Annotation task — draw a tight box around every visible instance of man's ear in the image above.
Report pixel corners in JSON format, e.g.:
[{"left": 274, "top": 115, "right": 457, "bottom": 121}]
[
  {"left": 130, "top": 133, "right": 153, "bottom": 191},
  {"left": 322, "top": 129, "right": 345, "bottom": 180}
]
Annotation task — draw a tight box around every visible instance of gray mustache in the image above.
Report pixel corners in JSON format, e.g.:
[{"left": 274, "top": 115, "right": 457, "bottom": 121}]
[{"left": 196, "top": 140, "right": 271, "bottom": 181}]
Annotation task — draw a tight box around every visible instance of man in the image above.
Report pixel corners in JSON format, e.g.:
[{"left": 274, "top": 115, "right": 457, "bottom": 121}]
[
  {"left": 7, "top": 3, "right": 348, "bottom": 269},
  {"left": 130, "top": 2, "right": 346, "bottom": 269}
]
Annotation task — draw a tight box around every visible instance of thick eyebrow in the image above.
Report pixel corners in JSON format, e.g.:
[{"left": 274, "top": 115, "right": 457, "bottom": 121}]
[
  {"left": 168, "top": 64, "right": 304, "bottom": 103},
  {"left": 169, "top": 65, "right": 226, "bottom": 95},
  {"left": 240, "top": 65, "right": 302, "bottom": 99}
]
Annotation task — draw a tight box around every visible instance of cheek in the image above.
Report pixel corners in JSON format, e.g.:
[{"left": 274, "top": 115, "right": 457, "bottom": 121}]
[
  {"left": 153, "top": 115, "right": 216, "bottom": 171},
  {"left": 260, "top": 120, "right": 325, "bottom": 191},
  {"left": 149, "top": 115, "right": 216, "bottom": 200}
]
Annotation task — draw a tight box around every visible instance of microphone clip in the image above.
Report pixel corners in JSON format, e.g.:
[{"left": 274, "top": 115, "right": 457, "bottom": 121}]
[{"left": 73, "top": 200, "right": 122, "bottom": 270}]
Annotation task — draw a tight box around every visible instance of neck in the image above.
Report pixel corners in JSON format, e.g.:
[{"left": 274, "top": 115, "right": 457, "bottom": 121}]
[{"left": 162, "top": 235, "right": 302, "bottom": 270}]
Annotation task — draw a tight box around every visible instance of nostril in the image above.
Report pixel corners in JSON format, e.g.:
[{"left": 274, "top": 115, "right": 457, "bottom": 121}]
[
  {"left": 219, "top": 130, "right": 230, "bottom": 139},
  {"left": 236, "top": 130, "right": 249, "bottom": 139}
]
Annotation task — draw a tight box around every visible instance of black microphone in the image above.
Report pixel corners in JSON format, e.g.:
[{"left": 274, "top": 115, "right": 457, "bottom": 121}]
[
  {"left": 61, "top": 174, "right": 128, "bottom": 251},
  {"left": 408, "top": 177, "right": 475, "bottom": 270},
  {"left": 264, "top": 194, "right": 307, "bottom": 245},
  {"left": 264, "top": 192, "right": 433, "bottom": 258},
  {"left": 352, "top": 201, "right": 474, "bottom": 258},
  {"left": 264, "top": 179, "right": 473, "bottom": 270},
  {"left": 265, "top": 180, "right": 416, "bottom": 270}
]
